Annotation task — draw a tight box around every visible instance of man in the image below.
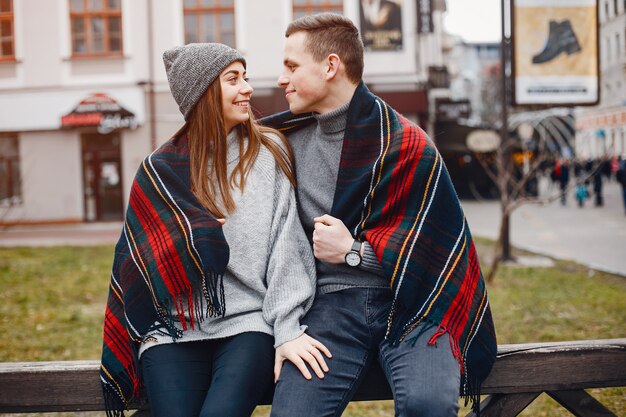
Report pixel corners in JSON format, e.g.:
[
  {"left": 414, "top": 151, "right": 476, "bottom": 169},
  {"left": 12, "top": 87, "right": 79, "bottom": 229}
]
[
  {"left": 616, "top": 157, "right": 626, "bottom": 215},
  {"left": 262, "top": 13, "right": 496, "bottom": 417}
]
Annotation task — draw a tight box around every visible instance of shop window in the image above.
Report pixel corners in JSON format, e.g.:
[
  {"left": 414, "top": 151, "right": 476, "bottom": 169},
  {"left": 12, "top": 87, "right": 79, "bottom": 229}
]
[
  {"left": 0, "top": 135, "right": 21, "bottom": 206},
  {"left": 293, "top": 0, "right": 343, "bottom": 20},
  {"left": 70, "top": 0, "right": 123, "bottom": 57},
  {"left": 0, "top": 0, "right": 14, "bottom": 60},
  {"left": 184, "top": 0, "right": 235, "bottom": 47}
]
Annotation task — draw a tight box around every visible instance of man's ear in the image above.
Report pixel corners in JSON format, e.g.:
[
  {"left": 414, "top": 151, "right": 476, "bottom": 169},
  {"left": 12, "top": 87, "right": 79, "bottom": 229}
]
[{"left": 325, "top": 54, "right": 341, "bottom": 80}]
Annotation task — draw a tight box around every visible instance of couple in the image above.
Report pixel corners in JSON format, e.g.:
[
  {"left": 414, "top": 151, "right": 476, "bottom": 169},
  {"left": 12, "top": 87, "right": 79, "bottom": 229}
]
[{"left": 101, "top": 13, "right": 496, "bottom": 417}]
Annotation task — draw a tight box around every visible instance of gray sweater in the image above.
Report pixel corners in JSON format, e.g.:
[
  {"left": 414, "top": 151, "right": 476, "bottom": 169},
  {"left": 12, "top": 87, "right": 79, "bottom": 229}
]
[
  {"left": 288, "top": 103, "right": 388, "bottom": 293},
  {"left": 139, "top": 131, "right": 316, "bottom": 356}
]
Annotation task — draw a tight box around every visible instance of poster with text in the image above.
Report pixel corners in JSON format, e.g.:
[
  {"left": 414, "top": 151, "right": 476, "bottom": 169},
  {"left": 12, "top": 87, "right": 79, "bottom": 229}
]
[
  {"left": 360, "top": 0, "right": 403, "bottom": 51},
  {"left": 513, "top": 0, "right": 599, "bottom": 106}
]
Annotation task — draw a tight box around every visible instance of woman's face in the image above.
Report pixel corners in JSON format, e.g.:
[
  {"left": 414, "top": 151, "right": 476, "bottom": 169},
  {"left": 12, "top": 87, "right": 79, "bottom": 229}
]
[{"left": 220, "top": 61, "right": 253, "bottom": 132}]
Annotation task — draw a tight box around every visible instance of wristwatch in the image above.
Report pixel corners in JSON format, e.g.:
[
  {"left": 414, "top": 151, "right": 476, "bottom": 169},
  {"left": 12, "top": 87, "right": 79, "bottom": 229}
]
[{"left": 345, "top": 239, "right": 363, "bottom": 267}]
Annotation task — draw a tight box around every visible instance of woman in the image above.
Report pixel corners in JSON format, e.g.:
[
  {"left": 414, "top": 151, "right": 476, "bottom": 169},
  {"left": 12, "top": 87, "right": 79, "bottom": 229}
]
[{"left": 100, "top": 43, "right": 330, "bottom": 417}]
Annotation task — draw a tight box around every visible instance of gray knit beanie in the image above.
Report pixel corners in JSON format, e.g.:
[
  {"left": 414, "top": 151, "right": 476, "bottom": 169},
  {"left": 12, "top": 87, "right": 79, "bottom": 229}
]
[{"left": 163, "top": 43, "right": 246, "bottom": 120}]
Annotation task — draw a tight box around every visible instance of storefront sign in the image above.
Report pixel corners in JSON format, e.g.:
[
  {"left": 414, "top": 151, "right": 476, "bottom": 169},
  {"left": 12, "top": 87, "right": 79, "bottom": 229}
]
[
  {"left": 512, "top": 0, "right": 599, "bottom": 106},
  {"left": 466, "top": 130, "right": 501, "bottom": 152},
  {"left": 359, "top": 0, "right": 403, "bottom": 50},
  {"left": 61, "top": 93, "right": 138, "bottom": 134},
  {"left": 435, "top": 99, "right": 471, "bottom": 122}
]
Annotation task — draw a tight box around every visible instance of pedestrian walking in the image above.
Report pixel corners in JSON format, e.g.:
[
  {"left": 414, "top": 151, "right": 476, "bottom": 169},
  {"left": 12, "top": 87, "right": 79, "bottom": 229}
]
[
  {"left": 592, "top": 164, "right": 604, "bottom": 207},
  {"left": 616, "top": 158, "right": 626, "bottom": 215},
  {"left": 556, "top": 159, "right": 570, "bottom": 205},
  {"left": 575, "top": 181, "right": 589, "bottom": 208}
]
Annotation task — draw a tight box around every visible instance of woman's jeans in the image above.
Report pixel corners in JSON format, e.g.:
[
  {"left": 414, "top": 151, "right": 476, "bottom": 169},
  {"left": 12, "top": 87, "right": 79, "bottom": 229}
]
[
  {"left": 270, "top": 287, "right": 460, "bottom": 417},
  {"left": 141, "top": 331, "right": 274, "bottom": 417}
]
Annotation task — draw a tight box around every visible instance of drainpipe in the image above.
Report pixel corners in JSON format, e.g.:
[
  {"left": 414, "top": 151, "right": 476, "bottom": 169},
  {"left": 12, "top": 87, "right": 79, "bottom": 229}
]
[
  {"left": 500, "top": 0, "right": 512, "bottom": 260},
  {"left": 147, "top": 0, "right": 157, "bottom": 151}
]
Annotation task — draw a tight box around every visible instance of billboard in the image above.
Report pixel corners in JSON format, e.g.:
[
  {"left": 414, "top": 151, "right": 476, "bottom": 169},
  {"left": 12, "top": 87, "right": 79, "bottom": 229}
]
[
  {"left": 417, "top": 0, "right": 433, "bottom": 34},
  {"left": 512, "top": 0, "right": 599, "bottom": 106},
  {"left": 359, "top": 0, "right": 403, "bottom": 51}
]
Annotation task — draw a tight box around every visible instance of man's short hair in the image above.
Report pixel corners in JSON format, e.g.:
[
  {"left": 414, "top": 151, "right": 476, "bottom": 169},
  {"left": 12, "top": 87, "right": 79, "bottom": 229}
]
[{"left": 286, "top": 13, "right": 364, "bottom": 84}]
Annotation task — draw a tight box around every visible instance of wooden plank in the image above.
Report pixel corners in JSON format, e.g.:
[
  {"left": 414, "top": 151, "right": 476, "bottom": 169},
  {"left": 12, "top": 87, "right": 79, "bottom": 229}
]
[
  {"left": 547, "top": 390, "right": 619, "bottom": 417},
  {"left": 0, "top": 339, "right": 624, "bottom": 413},
  {"left": 465, "top": 392, "right": 541, "bottom": 417},
  {"left": 481, "top": 339, "right": 626, "bottom": 394},
  {"left": 0, "top": 361, "right": 104, "bottom": 412}
]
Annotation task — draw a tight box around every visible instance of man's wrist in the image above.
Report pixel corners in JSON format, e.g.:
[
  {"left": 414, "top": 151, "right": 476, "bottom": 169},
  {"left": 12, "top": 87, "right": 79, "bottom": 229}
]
[{"left": 345, "top": 239, "right": 363, "bottom": 267}]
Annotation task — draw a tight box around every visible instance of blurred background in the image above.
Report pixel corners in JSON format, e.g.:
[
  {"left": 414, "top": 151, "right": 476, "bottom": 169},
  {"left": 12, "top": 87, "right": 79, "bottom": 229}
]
[{"left": 0, "top": 0, "right": 623, "bottom": 224}]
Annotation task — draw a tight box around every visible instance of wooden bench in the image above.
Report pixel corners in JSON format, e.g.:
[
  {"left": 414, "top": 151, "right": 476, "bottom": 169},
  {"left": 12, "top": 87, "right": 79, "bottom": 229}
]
[{"left": 1, "top": 338, "right": 624, "bottom": 416}]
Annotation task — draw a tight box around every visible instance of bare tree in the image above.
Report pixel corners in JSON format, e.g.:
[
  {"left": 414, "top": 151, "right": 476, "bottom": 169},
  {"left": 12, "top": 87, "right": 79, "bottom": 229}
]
[{"left": 475, "top": 107, "right": 601, "bottom": 282}]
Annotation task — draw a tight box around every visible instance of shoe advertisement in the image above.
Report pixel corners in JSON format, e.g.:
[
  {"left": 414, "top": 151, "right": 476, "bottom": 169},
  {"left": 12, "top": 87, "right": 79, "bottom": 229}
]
[{"left": 512, "top": 0, "right": 599, "bottom": 106}]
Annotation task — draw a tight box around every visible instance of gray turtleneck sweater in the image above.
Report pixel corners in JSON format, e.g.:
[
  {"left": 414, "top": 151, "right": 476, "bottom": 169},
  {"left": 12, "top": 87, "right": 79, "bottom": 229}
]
[
  {"left": 288, "top": 103, "right": 388, "bottom": 293},
  {"left": 139, "top": 131, "right": 316, "bottom": 356}
]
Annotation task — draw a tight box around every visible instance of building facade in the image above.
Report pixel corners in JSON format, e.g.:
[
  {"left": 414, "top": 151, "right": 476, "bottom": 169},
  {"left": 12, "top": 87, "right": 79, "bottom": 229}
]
[
  {"left": 0, "top": 0, "right": 447, "bottom": 225},
  {"left": 575, "top": 0, "right": 626, "bottom": 159},
  {"left": 444, "top": 37, "right": 500, "bottom": 125}
]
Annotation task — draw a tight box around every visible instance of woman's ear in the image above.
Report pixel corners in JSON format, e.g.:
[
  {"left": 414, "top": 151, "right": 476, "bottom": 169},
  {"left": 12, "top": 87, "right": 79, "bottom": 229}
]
[{"left": 325, "top": 54, "right": 341, "bottom": 80}]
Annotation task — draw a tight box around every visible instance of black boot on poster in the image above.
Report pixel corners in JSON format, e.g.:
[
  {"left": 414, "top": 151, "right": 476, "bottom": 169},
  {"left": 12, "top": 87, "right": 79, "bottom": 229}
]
[{"left": 532, "top": 19, "right": 581, "bottom": 64}]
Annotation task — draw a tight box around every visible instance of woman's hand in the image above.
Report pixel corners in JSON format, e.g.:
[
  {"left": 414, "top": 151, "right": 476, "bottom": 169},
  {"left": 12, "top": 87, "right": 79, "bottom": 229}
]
[
  {"left": 312, "top": 214, "right": 354, "bottom": 264},
  {"left": 274, "top": 333, "right": 332, "bottom": 382}
]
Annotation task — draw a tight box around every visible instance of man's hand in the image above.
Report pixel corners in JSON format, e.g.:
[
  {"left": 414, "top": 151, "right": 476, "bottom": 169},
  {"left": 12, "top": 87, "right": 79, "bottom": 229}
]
[
  {"left": 274, "top": 333, "right": 332, "bottom": 382},
  {"left": 312, "top": 214, "right": 354, "bottom": 264}
]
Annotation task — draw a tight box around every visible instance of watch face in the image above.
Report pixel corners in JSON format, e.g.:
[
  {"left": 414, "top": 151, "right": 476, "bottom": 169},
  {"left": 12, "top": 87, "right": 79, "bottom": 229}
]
[{"left": 346, "top": 251, "right": 361, "bottom": 267}]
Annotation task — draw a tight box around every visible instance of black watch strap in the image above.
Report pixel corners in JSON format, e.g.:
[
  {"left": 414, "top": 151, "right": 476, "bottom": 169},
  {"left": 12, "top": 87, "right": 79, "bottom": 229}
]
[{"left": 351, "top": 239, "right": 363, "bottom": 253}]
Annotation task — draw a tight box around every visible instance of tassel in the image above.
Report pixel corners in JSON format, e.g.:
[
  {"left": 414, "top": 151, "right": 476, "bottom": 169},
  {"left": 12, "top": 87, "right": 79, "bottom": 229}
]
[
  {"left": 403, "top": 321, "right": 435, "bottom": 346},
  {"left": 427, "top": 326, "right": 447, "bottom": 346},
  {"left": 103, "top": 385, "right": 127, "bottom": 417}
]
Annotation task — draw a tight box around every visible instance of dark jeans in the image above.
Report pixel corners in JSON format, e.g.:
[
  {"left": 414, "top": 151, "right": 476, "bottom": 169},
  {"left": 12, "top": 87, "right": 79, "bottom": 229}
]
[
  {"left": 141, "top": 332, "right": 274, "bottom": 417},
  {"left": 270, "top": 287, "right": 460, "bottom": 417}
]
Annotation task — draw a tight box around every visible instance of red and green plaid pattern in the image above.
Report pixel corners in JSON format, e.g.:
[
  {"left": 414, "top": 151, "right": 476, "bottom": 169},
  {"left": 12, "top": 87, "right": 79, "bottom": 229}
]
[
  {"left": 100, "top": 134, "right": 229, "bottom": 415},
  {"left": 262, "top": 82, "right": 496, "bottom": 408}
]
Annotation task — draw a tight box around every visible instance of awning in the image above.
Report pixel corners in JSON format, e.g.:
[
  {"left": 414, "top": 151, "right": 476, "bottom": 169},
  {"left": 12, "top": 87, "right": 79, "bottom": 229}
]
[{"left": 61, "top": 93, "right": 138, "bottom": 134}]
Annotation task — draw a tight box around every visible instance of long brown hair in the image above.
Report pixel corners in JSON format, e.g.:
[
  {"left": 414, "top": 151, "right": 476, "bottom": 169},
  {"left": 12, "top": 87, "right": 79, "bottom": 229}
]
[
  {"left": 286, "top": 13, "right": 364, "bottom": 84},
  {"left": 175, "top": 76, "right": 296, "bottom": 218}
]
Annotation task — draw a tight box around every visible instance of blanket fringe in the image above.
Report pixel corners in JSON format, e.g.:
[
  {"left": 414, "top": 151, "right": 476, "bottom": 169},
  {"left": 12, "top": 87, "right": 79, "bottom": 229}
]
[
  {"left": 103, "top": 385, "right": 127, "bottom": 417},
  {"left": 461, "top": 375, "right": 483, "bottom": 417}
]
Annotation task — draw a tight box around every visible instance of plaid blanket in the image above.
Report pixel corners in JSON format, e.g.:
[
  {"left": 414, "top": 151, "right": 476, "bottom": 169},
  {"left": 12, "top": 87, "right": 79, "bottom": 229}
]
[
  {"left": 262, "top": 82, "right": 497, "bottom": 408},
  {"left": 100, "top": 134, "right": 229, "bottom": 415}
]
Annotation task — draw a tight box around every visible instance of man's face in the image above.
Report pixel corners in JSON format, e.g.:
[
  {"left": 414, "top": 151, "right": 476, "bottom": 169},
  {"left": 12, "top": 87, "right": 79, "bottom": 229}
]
[{"left": 277, "top": 31, "right": 328, "bottom": 114}]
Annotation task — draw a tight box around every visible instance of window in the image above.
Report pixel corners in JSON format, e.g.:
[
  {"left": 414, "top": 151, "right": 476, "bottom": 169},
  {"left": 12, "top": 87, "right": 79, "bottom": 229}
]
[
  {"left": 614, "top": 0, "right": 618, "bottom": 15},
  {"left": 70, "top": 0, "right": 123, "bottom": 56},
  {"left": 183, "top": 0, "right": 235, "bottom": 47},
  {"left": 0, "top": 135, "right": 21, "bottom": 206},
  {"left": 605, "top": 0, "right": 610, "bottom": 20},
  {"left": 0, "top": 0, "right": 14, "bottom": 60},
  {"left": 293, "top": 0, "right": 343, "bottom": 20}
]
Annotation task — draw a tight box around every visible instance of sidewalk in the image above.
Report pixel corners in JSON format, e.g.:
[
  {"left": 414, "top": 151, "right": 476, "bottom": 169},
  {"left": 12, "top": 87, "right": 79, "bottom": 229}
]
[
  {"left": 461, "top": 180, "right": 626, "bottom": 277},
  {"left": 0, "top": 221, "right": 122, "bottom": 247}
]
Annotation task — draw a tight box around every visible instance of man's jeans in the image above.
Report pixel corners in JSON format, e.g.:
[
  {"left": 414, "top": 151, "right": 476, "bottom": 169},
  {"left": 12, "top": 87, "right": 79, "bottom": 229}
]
[{"left": 270, "top": 287, "right": 460, "bottom": 417}]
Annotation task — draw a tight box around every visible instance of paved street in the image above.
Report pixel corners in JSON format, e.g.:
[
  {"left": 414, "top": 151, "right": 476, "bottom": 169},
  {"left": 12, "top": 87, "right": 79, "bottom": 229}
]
[{"left": 1, "top": 179, "right": 625, "bottom": 277}]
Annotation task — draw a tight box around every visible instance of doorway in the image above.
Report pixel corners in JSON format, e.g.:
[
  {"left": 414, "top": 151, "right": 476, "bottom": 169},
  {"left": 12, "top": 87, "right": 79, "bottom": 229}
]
[{"left": 81, "top": 133, "right": 124, "bottom": 222}]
